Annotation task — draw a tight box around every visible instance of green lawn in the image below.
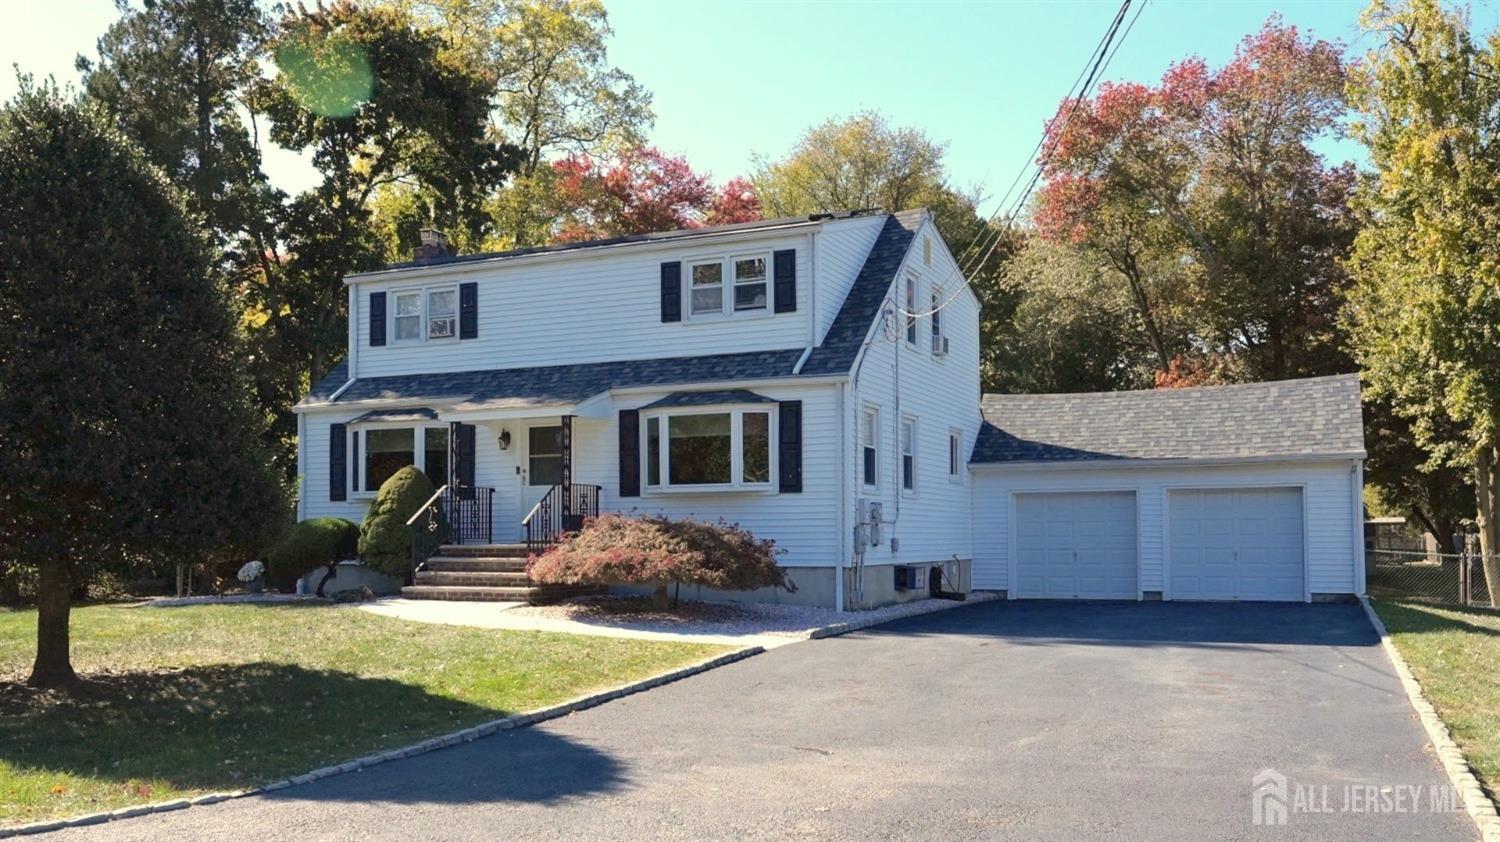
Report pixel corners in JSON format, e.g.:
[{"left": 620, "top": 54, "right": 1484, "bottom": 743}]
[
  {"left": 1372, "top": 599, "right": 1500, "bottom": 800},
  {"left": 0, "top": 603, "right": 728, "bottom": 827}
]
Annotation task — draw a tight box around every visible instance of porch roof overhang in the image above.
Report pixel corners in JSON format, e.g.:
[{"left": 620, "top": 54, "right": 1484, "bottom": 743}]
[
  {"left": 639, "top": 389, "right": 775, "bottom": 410},
  {"left": 347, "top": 407, "right": 439, "bottom": 425}
]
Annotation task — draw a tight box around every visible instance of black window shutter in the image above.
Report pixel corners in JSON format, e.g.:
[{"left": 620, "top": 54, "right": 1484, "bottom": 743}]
[
  {"left": 660, "top": 262, "right": 682, "bottom": 323},
  {"left": 773, "top": 249, "right": 797, "bottom": 313},
  {"left": 369, "top": 292, "right": 386, "bottom": 346},
  {"left": 351, "top": 429, "right": 361, "bottom": 493},
  {"left": 778, "top": 400, "right": 803, "bottom": 493},
  {"left": 329, "top": 423, "right": 347, "bottom": 501},
  {"left": 618, "top": 409, "right": 640, "bottom": 497},
  {"left": 459, "top": 282, "right": 478, "bottom": 339},
  {"left": 453, "top": 422, "right": 477, "bottom": 489}
]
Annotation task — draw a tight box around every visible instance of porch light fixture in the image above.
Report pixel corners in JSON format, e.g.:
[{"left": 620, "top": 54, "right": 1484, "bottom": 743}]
[{"left": 497, "top": 430, "right": 512, "bottom": 450}]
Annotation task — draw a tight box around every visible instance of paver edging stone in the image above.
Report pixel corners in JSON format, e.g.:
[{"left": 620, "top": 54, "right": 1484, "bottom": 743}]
[{"left": 1360, "top": 596, "right": 1500, "bottom": 842}]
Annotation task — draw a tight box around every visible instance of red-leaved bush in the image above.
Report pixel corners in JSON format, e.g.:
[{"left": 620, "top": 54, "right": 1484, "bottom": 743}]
[{"left": 527, "top": 514, "right": 790, "bottom": 608}]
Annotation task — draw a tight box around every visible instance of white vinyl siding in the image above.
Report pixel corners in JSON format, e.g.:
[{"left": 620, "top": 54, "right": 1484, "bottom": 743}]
[
  {"left": 846, "top": 216, "right": 982, "bottom": 570},
  {"left": 352, "top": 232, "right": 814, "bottom": 378},
  {"left": 971, "top": 460, "right": 1360, "bottom": 598}
]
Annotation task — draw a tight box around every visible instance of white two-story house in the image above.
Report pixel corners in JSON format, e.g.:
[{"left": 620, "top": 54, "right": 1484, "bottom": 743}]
[{"left": 295, "top": 209, "right": 1370, "bottom": 612}]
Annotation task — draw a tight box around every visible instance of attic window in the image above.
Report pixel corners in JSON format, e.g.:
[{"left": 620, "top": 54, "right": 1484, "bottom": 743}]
[{"left": 923, "top": 236, "right": 932, "bottom": 265}]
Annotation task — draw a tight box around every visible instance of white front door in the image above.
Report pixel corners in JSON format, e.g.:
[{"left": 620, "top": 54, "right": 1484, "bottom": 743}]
[
  {"left": 1014, "top": 491, "right": 1138, "bottom": 599},
  {"left": 516, "top": 422, "right": 564, "bottom": 541},
  {"left": 1168, "top": 487, "right": 1305, "bottom": 601}
]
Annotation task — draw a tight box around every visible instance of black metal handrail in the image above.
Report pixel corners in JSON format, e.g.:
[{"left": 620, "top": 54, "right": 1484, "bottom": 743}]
[
  {"left": 524, "top": 484, "right": 601, "bottom": 555},
  {"left": 407, "top": 484, "right": 494, "bottom": 572}
]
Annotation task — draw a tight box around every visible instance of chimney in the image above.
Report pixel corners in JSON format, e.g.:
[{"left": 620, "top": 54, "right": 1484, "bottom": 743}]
[{"left": 414, "top": 228, "right": 451, "bottom": 262}]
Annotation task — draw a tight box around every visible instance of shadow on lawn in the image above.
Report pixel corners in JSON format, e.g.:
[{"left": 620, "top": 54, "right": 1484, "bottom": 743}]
[
  {"left": 0, "top": 663, "right": 625, "bottom": 805},
  {"left": 1376, "top": 599, "right": 1500, "bottom": 640}
]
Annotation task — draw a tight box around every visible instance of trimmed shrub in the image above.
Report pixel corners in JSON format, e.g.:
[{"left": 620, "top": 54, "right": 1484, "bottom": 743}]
[
  {"left": 528, "top": 514, "right": 790, "bottom": 609},
  {"left": 358, "top": 466, "right": 437, "bottom": 576},
  {"left": 266, "top": 517, "right": 360, "bottom": 595}
]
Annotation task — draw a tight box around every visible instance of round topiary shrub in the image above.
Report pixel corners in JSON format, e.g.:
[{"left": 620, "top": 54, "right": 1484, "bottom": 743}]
[
  {"left": 358, "top": 465, "right": 437, "bottom": 576},
  {"left": 265, "top": 517, "right": 360, "bottom": 595}
]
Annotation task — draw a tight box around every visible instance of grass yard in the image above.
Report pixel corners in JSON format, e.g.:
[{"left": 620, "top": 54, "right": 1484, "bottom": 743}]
[
  {"left": 0, "top": 603, "right": 729, "bottom": 827},
  {"left": 1372, "top": 599, "right": 1500, "bottom": 801}
]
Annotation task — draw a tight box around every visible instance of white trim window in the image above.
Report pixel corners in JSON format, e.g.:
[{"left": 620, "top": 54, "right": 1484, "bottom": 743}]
[
  {"left": 904, "top": 272, "right": 918, "bottom": 345},
  {"left": 393, "top": 290, "right": 423, "bottom": 342},
  {"left": 391, "top": 285, "right": 458, "bottom": 343},
  {"left": 359, "top": 425, "right": 447, "bottom": 494},
  {"left": 948, "top": 428, "right": 962, "bottom": 481},
  {"left": 643, "top": 406, "right": 775, "bottom": 491},
  {"left": 930, "top": 289, "right": 944, "bottom": 355},
  {"left": 687, "top": 252, "right": 770, "bottom": 319},
  {"left": 426, "top": 286, "right": 457, "bottom": 340},
  {"left": 688, "top": 259, "right": 724, "bottom": 317},
  {"left": 901, "top": 416, "right": 917, "bottom": 494},
  {"left": 862, "top": 405, "right": 879, "bottom": 487}
]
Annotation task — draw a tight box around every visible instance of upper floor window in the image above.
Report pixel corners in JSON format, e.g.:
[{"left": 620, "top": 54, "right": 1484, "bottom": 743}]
[
  {"left": 931, "top": 290, "right": 946, "bottom": 356},
  {"left": 904, "top": 273, "right": 918, "bottom": 345},
  {"left": 862, "top": 405, "right": 879, "bottom": 487},
  {"left": 901, "top": 416, "right": 917, "bottom": 493},
  {"left": 643, "top": 407, "right": 773, "bottom": 490},
  {"left": 948, "top": 428, "right": 962, "bottom": 480},
  {"left": 688, "top": 253, "right": 770, "bottom": 319},
  {"left": 392, "top": 285, "right": 458, "bottom": 343}
]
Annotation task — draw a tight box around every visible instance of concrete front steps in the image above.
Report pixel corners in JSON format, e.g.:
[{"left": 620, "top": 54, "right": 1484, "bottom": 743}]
[{"left": 401, "top": 544, "right": 599, "bottom": 604}]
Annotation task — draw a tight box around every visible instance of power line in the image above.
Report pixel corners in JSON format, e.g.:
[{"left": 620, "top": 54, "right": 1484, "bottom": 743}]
[{"left": 895, "top": 0, "right": 1147, "bottom": 321}]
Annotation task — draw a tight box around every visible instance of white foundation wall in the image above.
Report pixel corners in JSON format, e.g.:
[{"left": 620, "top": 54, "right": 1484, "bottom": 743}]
[
  {"left": 969, "top": 459, "right": 1364, "bottom": 597},
  {"left": 846, "top": 217, "right": 983, "bottom": 569}
]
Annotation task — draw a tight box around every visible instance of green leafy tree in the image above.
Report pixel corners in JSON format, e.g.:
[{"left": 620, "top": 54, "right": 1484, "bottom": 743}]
[
  {"left": 382, "top": 0, "right": 654, "bottom": 248},
  {"left": 78, "top": 0, "right": 271, "bottom": 243},
  {"left": 1345, "top": 0, "right": 1500, "bottom": 600},
  {"left": 0, "top": 82, "right": 285, "bottom": 688},
  {"left": 245, "top": 0, "right": 520, "bottom": 395}
]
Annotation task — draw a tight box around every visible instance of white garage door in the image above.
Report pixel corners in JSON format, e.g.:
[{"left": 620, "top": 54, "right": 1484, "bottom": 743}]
[
  {"left": 1015, "top": 492, "right": 1137, "bottom": 599},
  {"left": 1169, "top": 488, "right": 1305, "bottom": 601}
]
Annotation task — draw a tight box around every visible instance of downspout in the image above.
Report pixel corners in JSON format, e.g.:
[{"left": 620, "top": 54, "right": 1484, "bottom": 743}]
[
  {"left": 835, "top": 381, "right": 846, "bottom": 612},
  {"left": 1353, "top": 459, "right": 1367, "bottom": 596},
  {"left": 347, "top": 283, "right": 358, "bottom": 380}
]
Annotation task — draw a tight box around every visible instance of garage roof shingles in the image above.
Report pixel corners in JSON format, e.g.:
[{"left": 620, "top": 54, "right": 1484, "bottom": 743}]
[{"left": 972, "top": 374, "right": 1365, "bottom": 464}]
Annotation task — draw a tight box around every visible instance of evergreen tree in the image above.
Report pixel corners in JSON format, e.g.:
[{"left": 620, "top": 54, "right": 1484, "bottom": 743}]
[{"left": 0, "top": 81, "right": 286, "bottom": 689}]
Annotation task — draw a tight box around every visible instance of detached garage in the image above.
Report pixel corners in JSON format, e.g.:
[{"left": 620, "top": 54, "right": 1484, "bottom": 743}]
[{"left": 968, "top": 375, "right": 1367, "bottom": 603}]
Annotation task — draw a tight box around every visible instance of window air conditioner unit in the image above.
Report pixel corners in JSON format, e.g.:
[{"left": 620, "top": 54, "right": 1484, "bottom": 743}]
[{"left": 931, "top": 334, "right": 949, "bottom": 356}]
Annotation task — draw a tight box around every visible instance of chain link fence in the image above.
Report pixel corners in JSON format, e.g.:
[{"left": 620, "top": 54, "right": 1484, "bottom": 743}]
[{"left": 1367, "top": 547, "right": 1497, "bottom": 607}]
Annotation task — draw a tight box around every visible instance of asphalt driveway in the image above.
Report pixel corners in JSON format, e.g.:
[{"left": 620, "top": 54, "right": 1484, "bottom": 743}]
[{"left": 41, "top": 601, "right": 1475, "bottom": 841}]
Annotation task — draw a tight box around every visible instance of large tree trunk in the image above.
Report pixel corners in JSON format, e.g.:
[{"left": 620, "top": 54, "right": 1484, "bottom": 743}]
[
  {"left": 28, "top": 561, "right": 77, "bottom": 689},
  {"left": 1475, "top": 443, "right": 1500, "bottom": 608}
]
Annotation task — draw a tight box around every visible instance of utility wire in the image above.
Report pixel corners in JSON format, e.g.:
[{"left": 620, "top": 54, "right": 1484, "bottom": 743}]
[{"left": 894, "top": 0, "right": 1147, "bottom": 321}]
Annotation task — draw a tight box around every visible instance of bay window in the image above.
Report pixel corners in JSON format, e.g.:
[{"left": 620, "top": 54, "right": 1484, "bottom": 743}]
[
  {"left": 360, "top": 426, "right": 446, "bottom": 493},
  {"left": 643, "top": 407, "right": 775, "bottom": 490}
]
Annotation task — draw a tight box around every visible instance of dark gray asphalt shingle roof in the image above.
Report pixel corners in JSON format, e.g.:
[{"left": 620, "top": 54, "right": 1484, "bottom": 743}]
[
  {"left": 300, "top": 349, "right": 807, "bottom": 411},
  {"left": 972, "top": 374, "right": 1365, "bottom": 464},
  {"left": 640, "top": 389, "right": 775, "bottom": 410},
  {"left": 800, "top": 209, "right": 928, "bottom": 376},
  {"left": 348, "top": 407, "right": 438, "bottom": 424},
  {"left": 358, "top": 210, "right": 886, "bottom": 277}
]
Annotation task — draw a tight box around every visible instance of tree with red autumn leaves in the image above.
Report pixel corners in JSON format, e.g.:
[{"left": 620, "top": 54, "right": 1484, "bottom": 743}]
[
  {"left": 1025, "top": 18, "right": 1357, "bottom": 385},
  {"left": 549, "top": 146, "right": 761, "bottom": 242}
]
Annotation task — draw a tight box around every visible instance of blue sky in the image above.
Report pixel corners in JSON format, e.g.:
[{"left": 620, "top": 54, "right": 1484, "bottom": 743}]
[{"left": 5, "top": 0, "right": 1498, "bottom": 214}]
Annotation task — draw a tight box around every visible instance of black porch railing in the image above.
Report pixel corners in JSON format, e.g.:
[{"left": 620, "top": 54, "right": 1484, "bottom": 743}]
[
  {"left": 524, "top": 483, "right": 601, "bottom": 555},
  {"left": 407, "top": 485, "right": 495, "bottom": 571}
]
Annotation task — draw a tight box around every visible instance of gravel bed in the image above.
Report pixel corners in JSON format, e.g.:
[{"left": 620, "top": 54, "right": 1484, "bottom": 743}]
[
  {"left": 141, "top": 593, "right": 325, "bottom": 608},
  {"left": 508, "top": 594, "right": 982, "bottom": 638}
]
